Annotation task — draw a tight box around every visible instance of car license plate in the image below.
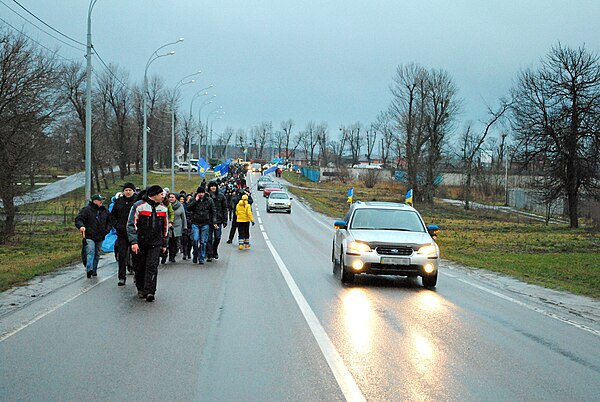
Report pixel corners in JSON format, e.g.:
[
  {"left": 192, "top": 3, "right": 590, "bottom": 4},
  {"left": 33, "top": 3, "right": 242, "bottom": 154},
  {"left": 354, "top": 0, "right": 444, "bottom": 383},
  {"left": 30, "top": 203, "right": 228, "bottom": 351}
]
[{"left": 380, "top": 257, "right": 410, "bottom": 265}]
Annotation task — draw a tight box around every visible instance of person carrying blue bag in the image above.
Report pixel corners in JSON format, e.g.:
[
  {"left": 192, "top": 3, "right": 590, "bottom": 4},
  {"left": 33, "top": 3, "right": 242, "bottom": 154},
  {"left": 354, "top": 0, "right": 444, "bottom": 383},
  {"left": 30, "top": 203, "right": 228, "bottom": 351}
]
[{"left": 75, "top": 194, "right": 111, "bottom": 278}]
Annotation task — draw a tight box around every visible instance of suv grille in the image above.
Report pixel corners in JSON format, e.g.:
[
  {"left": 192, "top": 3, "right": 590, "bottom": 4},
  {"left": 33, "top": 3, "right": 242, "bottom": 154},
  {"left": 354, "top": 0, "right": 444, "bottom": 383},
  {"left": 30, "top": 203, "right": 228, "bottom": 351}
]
[{"left": 376, "top": 246, "right": 413, "bottom": 256}]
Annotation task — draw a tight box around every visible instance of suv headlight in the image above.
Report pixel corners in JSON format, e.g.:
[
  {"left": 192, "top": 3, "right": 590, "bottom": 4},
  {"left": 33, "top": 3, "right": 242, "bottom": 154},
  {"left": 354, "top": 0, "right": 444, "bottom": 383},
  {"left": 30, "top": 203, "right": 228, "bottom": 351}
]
[
  {"left": 417, "top": 244, "right": 438, "bottom": 257},
  {"left": 348, "top": 241, "right": 371, "bottom": 253}
]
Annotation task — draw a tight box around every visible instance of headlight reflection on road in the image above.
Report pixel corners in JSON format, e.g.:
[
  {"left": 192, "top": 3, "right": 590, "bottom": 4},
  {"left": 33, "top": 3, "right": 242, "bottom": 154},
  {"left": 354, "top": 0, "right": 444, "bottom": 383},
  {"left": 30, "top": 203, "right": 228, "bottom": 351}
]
[
  {"left": 418, "top": 291, "right": 443, "bottom": 313},
  {"left": 342, "top": 288, "right": 373, "bottom": 355}
]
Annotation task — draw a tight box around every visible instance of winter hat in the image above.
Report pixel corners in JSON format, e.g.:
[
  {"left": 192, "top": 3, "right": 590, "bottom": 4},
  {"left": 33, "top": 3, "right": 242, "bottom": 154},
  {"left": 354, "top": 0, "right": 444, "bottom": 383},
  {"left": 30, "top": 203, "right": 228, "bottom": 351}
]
[
  {"left": 207, "top": 181, "right": 217, "bottom": 189},
  {"left": 147, "top": 185, "right": 163, "bottom": 197},
  {"left": 197, "top": 186, "right": 206, "bottom": 194},
  {"left": 241, "top": 194, "right": 248, "bottom": 201},
  {"left": 90, "top": 194, "right": 104, "bottom": 201},
  {"left": 122, "top": 182, "right": 135, "bottom": 191}
]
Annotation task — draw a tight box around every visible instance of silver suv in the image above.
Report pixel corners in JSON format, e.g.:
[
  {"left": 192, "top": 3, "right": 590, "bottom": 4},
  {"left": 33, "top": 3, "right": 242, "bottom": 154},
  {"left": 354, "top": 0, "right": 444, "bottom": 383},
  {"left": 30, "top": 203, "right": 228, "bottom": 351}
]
[{"left": 332, "top": 201, "right": 440, "bottom": 287}]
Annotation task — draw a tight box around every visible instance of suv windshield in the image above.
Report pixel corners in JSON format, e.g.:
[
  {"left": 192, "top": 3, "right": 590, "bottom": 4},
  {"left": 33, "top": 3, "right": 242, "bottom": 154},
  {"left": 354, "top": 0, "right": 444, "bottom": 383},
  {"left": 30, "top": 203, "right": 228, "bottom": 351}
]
[{"left": 350, "top": 209, "right": 425, "bottom": 232}]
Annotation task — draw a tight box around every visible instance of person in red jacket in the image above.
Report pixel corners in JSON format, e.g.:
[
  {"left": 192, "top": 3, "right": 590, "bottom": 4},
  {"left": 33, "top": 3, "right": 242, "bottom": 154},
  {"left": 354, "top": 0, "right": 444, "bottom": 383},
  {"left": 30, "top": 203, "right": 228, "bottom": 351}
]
[{"left": 126, "top": 185, "right": 168, "bottom": 302}]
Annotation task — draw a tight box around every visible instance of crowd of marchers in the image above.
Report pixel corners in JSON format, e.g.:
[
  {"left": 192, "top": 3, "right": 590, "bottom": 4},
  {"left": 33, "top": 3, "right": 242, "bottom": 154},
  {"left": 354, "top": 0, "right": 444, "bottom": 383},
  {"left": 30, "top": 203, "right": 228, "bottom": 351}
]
[{"left": 75, "top": 163, "right": 255, "bottom": 302}]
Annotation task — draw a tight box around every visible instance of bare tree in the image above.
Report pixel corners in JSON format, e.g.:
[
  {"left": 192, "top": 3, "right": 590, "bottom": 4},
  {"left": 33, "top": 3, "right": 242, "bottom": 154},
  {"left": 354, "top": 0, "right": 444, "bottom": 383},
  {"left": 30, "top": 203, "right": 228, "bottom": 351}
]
[
  {"left": 0, "top": 30, "right": 62, "bottom": 241},
  {"left": 218, "top": 126, "right": 235, "bottom": 158},
  {"left": 298, "top": 121, "right": 320, "bottom": 166},
  {"left": 364, "top": 126, "right": 377, "bottom": 165},
  {"left": 235, "top": 127, "right": 247, "bottom": 158},
  {"left": 316, "top": 122, "right": 329, "bottom": 167},
  {"left": 372, "top": 110, "right": 395, "bottom": 167},
  {"left": 511, "top": 43, "right": 600, "bottom": 228},
  {"left": 98, "top": 64, "right": 132, "bottom": 178},
  {"left": 333, "top": 126, "right": 350, "bottom": 167},
  {"left": 461, "top": 101, "right": 511, "bottom": 210},
  {"left": 389, "top": 63, "right": 429, "bottom": 197},
  {"left": 423, "top": 68, "right": 460, "bottom": 203},
  {"left": 250, "top": 121, "right": 271, "bottom": 159},
  {"left": 346, "top": 122, "right": 363, "bottom": 165},
  {"left": 280, "top": 119, "right": 294, "bottom": 161}
]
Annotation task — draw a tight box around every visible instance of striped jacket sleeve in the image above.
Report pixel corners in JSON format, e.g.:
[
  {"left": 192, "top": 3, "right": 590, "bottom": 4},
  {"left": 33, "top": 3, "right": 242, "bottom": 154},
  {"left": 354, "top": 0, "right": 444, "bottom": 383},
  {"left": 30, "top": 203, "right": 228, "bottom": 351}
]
[{"left": 126, "top": 200, "right": 143, "bottom": 245}]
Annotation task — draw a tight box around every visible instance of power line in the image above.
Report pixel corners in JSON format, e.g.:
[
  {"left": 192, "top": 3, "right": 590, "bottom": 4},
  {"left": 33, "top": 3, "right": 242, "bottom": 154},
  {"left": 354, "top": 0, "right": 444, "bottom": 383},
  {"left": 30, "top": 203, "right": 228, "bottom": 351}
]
[
  {"left": 94, "top": 47, "right": 131, "bottom": 89},
  {"left": 0, "top": 0, "right": 85, "bottom": 52},
  {"left": 0, "top": 16, "right": 84, "bottom": 62},
  {"left": 10, "top": 0, "right": 86, "bottom": 47}
]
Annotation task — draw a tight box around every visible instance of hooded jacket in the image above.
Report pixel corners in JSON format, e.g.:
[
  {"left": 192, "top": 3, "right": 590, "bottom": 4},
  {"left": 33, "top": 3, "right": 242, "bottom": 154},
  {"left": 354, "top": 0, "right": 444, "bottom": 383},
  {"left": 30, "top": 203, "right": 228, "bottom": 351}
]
[
  {"left": 75, "top": 202, "right": 111, "bottom": 242},
  {"left": 235, "top": 196, "right": 254, "bottom": 223}
]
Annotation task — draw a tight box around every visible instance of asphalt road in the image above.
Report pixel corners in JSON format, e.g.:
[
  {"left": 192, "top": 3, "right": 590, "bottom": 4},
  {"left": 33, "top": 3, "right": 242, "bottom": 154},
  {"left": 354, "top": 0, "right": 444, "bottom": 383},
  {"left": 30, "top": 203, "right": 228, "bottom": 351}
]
[{"left": 1, "top": 172, "right": 599, "bottom": 401}]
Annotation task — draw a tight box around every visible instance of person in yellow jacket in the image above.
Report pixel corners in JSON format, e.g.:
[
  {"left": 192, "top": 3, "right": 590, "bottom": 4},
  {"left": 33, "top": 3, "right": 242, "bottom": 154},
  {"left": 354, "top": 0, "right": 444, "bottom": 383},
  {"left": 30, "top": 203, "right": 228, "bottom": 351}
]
[{"left": 235, "top": 194, "right": 254, "bottom": 249}]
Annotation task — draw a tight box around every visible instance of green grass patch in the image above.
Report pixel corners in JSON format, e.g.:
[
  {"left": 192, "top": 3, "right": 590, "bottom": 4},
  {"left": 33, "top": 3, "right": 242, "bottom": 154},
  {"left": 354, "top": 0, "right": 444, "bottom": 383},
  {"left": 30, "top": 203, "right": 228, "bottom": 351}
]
[
  {"left": 283, "top": 171, "right": 600, "bottom": 298},
  {"left": 0, "top": 222, "right": 81, "bottom": 292}
]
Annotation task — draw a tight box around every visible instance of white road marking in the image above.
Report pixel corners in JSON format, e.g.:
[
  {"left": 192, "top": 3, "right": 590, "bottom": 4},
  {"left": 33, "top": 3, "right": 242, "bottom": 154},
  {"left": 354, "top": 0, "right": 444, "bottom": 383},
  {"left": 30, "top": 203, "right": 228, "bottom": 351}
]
[
  {"left": 441, "top": 271, "right": 600, "bottom": 337},
  {"left": 260, "top": 229, "right": 366, "bottom": 401},
  {"left": 0, "top": 273, "right": 116, "bottom": 342}
]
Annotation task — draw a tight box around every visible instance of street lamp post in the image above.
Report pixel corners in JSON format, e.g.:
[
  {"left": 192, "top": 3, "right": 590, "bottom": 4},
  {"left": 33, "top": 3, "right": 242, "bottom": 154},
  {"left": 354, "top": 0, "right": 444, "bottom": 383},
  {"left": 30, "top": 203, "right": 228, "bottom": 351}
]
[
  {"left": 170, "top": 72, "right": 200, "bottom": 192},
  {"left": 204, "top": 106, "right": 223, "bottom": 160},
  {"left": 198, "top": 97, "right": 217, "bottom": 161},
  {"left": 143, "top": 38, "right": 183, "bottom": 188},
  {"left": 187, "top": 86, "right": 213, "bottom": 178},
  {"left": 85, "top": 0, "right": 99, "bottom": 202},
  {"left": 209, "top": 114, "right": 223, "bottom": 159}
]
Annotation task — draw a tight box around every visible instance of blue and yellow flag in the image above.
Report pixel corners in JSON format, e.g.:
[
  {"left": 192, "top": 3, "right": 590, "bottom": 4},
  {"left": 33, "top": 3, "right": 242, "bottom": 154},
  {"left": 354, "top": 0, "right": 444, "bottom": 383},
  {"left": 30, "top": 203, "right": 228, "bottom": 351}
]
[
  {"left": 347, "top": 187, "right": 354, "bottom": 203},
  {"left": 197, "top": 158, "right": 210, "bottom": 178},
  {"left": 405, "top": 188, "right": 413, "bottom": 206}
]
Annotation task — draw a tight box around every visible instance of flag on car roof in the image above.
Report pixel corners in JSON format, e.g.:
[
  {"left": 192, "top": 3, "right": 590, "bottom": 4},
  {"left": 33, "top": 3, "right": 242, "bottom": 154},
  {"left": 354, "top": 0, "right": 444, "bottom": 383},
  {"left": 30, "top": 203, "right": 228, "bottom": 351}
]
[
  {"left": 197, "top": 158, "right": 210, "bottom": 178},
  {"left": 405, "top": 188, "right": 413, "bottom": 206},
  {"left": 347, "top": 187, "right": 354, "bottom": 203}
]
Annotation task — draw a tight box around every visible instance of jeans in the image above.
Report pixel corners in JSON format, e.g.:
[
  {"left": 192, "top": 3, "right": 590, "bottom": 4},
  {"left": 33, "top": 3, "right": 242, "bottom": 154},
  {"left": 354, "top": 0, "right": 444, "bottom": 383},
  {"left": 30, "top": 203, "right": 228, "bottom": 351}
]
[
  {"left": 85, "top": 239, "right": 101, "bottom": 273},
  {"left": 191, "top": 223, "right": 209, "bottom": 262},
  {"left": 207, "top": 224, "right": 222, "bottom": 258}
]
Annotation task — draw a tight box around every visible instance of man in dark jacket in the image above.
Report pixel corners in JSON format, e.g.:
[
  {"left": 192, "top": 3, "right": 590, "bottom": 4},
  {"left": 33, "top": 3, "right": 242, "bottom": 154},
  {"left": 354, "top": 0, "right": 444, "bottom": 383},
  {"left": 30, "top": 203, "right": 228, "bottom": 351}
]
[
  {"left": 75, "top": 194, "right": 111, "bottom": 278},
  {"left": 206, "top": 181, "right": 228, "bottom": 261},
  {"left": 186, "top": 186, "right": 216, "bottom": 264},
  {"left": 127, "top": 185, "right": 168, "bottom": 302},
  {"left": 109, "top": 182, "right": 136, "bottom": 286}
]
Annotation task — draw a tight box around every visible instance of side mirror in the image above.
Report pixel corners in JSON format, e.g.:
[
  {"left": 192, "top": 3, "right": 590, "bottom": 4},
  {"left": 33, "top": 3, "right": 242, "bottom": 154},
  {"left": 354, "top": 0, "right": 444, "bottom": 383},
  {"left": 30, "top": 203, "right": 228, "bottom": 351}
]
[
  {"left": 427, "top": 224, "right": 440, "bottom": 238},
  {"left": 334, "top": 220, "right": 347, "bottom": 230}
]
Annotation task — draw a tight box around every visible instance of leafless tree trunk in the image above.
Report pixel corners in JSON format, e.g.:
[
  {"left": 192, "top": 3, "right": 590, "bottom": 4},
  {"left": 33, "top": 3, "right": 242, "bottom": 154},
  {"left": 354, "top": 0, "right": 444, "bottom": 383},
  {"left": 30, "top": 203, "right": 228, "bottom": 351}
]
[
  {"left": 511, "top": 43, "right": 600, "bottom": 228},
  {"left": 372, "top": 111, "right": 395, "bottom": 167},
  {"left": 280, "top": 119, "right": 294, "bottom": 161},
  {"left": 390, "top": 64, "right": 429, "bottom": 196},
  {"left": 98, "top": 64, "right": 131, "bottom": 179},
  {"left": 461, "top": 101, "right": 510, "bottom": 210},
  {"left": 0, "top": 30, "right": 62, "bottom": 242}
]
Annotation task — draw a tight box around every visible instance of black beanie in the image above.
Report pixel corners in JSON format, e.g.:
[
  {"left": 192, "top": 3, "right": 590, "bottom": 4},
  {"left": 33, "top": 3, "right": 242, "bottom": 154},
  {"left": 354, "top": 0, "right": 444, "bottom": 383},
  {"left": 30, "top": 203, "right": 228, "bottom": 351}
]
[
  {"left": 197, "top": 186, "right": 206, "bottom": 193},
  {"left": 123, "top": 182, "right": 135, "bottom": 191},
  {"left": 147, "top": 185, "right": 163, "bottom": 197}
]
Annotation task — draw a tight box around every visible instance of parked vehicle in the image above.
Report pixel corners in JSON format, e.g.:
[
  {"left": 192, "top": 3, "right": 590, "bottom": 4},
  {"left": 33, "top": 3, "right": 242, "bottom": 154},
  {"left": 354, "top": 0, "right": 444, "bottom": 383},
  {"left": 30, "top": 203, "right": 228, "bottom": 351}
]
[
  {"left": 178, "top": 161, "right": 198, "bottom": 172},
  {"left": 332, "top": 201, "right": 440, "bottom": 287}
]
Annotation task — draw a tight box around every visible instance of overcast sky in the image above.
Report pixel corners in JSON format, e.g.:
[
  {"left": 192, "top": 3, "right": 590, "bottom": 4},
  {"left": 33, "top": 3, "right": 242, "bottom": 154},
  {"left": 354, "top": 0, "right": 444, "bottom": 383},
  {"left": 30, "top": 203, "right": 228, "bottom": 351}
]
[{"left": 2, "top": 0, "right": 600, "bottom": 141}]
